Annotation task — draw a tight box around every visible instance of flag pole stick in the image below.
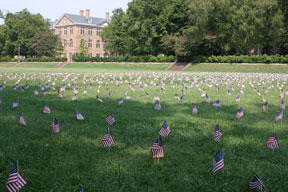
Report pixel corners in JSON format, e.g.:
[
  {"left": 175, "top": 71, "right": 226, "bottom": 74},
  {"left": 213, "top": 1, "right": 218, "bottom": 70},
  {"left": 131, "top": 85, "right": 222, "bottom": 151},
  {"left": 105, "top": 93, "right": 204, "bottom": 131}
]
[
  {"left": 17, "top": 160, "right": 20, "bottom": 192},
  {"left": 254, "top": 174, "right": 269, "bottom": 192}
]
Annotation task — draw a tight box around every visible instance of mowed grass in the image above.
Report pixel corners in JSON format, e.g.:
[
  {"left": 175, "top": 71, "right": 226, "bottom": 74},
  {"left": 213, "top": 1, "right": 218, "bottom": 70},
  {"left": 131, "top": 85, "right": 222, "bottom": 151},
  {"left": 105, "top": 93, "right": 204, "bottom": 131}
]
[
  {"left": 15, "top": 62, "right": 59, "bottom": 68},
  {"left": 184, "top": 63, "right": 288, "bottom": 73},
  {"left": 64, "top": 63, "right": 170, "bottom": 72},
  {"left": 0, "top": 71, "right": 288, "bottom": 191}
]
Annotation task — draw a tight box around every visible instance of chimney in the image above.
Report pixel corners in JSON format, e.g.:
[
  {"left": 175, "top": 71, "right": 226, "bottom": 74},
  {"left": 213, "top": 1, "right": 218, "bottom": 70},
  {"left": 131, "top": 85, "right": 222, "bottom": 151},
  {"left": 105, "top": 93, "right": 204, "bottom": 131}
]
[
  {"left": 85, "top": 9, "right": 90, "bottom": 19},
  {"left": 80, "top": 10, "right": 84, "bottom": 16},
  {"left": 105, "top": 12, "right": 110, "bottom": 21}
]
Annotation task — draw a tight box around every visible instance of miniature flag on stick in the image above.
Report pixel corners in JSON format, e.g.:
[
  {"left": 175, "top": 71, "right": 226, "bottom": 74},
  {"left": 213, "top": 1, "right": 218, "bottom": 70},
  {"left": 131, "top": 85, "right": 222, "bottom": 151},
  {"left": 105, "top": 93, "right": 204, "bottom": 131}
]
[
  {"left": 118, "top": 97, "right": 124, "bottom": 105},
  {"left": 275, "top": 111, "right": 283, "bottom": 122},
  {"left": 249, "top": 175, "right": 264, "bottom": 191},
  {"left": 5, "top": 162, "right": 27, "bottom": 192},
  {"left": 206, "top": 94, "right": 210, "bottom": 103},
  {"left": 280, "top": 99, "right": 285, "bottom": 110},
  {"left": 236, "top": 107, "right": 244, "bottom": 120},
  {"left": 105, "top": 112, "right": 115, "bottom": 125},
  {"left": 266, "top": 133, "right": 279, "bottom": 149},
  {"left": 12, "top": 100, "right": 19, "bottom": 108},
  {"left": 262, "top": 102, "right": 268, "bottom": 112},
  {"left": 43, "top": 105, "right": 51, "bottom": 114},
  {"left": 33, "top": 88, "right": 38, "bottom": 95},
  {"left": 159, "top": 121, "right": 170, "bottom": 137},
  {"left": 192, "top": 103, "right": 198, "bottom": 114},
  {"left": 19, "top": 112, "right": 27, "bottom": 126},
  {"left": 180, "top": 96, "right": 184, "bottom": 104},
  {"left": 96, "top": 95, "right": 103, "bottom": 103},
  {"left": 213, "top": 150, "right": 224, "bottom": 174},
  {"left": 214, "top": 124, "right": 223, "bottom": 142},
  {"left": 101, "top": 128, "right": 115, "bottom": 148},
  {"left": 79, "top": 185, "right": 84, "bottom": 192},
  {"left": 76, "top": 109, "right": 84, "bottom": 120},
  {"left": 213, "top": 100, "right": 221, "bottom": 108},
  {"left": 52, "top": 118, "right": 59, "bottom": 133},
  {"left": 151, "top": 136, "right": 164, "bottom": 158},
  {"left": 154, "top": 100, "right": 161, "bottom": 110}
]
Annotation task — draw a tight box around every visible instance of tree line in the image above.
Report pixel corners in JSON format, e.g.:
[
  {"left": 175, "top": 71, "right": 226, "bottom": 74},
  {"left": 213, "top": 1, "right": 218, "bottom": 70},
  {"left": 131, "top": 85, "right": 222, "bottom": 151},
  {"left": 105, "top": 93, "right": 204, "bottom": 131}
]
[
  {"left": 101, "top": 0, "right": 288, "bottom": 60},
  {"left": 0, "top": 9, "right": 62, "bottom": 58}
]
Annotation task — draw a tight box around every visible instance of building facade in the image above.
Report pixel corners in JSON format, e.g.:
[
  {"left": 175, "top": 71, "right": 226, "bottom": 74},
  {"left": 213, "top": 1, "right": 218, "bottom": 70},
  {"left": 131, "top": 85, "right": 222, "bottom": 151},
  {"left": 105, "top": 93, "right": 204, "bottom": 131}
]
[{"left": 54, "top": 9, "right": 109, "bottom": 61}]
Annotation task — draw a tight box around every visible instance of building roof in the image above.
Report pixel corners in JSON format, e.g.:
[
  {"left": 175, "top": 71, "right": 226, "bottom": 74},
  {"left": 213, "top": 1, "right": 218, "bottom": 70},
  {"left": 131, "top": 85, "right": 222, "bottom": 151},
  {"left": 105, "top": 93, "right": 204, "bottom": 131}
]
[{"left": 56, "top": 13, "right": 107, "bottom": 27}]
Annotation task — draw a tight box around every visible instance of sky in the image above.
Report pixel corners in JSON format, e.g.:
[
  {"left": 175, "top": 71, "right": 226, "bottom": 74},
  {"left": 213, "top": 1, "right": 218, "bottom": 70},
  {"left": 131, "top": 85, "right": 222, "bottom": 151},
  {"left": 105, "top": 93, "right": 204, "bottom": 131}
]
[{"left": 0, "top": 0, "right": 131, "bottom": 24}]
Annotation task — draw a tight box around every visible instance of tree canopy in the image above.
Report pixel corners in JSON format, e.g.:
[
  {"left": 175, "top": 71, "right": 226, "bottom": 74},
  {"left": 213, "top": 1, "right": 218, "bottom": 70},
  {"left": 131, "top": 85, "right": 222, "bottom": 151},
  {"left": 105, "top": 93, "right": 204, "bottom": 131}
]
[
  {"left": 0, "top": 9, "right": 62, "bottom": 57},
  {"left": 101, "top": 0, "right": 288, "bottom": 58}
]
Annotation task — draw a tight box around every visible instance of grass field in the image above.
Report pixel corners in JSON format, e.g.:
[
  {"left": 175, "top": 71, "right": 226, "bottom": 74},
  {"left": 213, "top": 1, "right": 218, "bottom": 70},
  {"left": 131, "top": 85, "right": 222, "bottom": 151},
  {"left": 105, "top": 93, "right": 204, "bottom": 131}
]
[
  {"left": 184, "top": 63, "right": 288, "bottom": 73},
  {"left": 0, "top": 70, "right": 287, "bottom": 191}
]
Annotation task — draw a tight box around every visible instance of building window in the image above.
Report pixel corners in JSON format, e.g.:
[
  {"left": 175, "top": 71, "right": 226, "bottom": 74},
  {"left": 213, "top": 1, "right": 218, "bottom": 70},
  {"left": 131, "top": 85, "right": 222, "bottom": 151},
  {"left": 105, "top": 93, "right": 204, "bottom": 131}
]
[
  {"left": 96, "top": 54, "right": 100, "bottom": 57},
  {"left": 88, "top": 28, "right": 92, "bottom": 35},
  {"left": 58, "top": 29, "right": 62, "bottom": 35},
  {"left": 96, "top": 29, "right": 101, "bottom": 36},
  {"left": 63, "top": 39, "right": 67, "bottom": 47},
  {"left": 88, "top": 39, "right": 92, "bottom": 48},
  {"left": 69, "top": 39, "right": 73, "bottom": 47},
  {"left": 70, "top": 27, "right": 73, "bottom": 34},
  {"left": 104, "top": 53, "right": 109, "bottom": 57},
  {"left": 64, "top": 28, "right": 67, "bottom": 35},
  {"left": 96, "top": 40, "right": 100, "bottom": 48},
  {"left": 63, "top": 53, "right": 67, "bottom": 58},
  {"left": 103, "top": 41, "right": 107, "bottom": 48},
  {"left": 81, "top": 27, "right": 85, "bottom": 34}
]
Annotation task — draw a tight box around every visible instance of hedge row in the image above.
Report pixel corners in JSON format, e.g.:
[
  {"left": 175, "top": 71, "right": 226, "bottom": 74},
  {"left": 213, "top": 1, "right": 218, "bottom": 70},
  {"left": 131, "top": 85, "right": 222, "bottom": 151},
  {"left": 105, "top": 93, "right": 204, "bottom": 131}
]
[
  {"left": 193, "top": 55, "right": 288, "bottom": 63},
  {"left": 73, "top": 55, "right": 175, "bottom": 63},
  {"left": 24, "top": 57, "right": 67, "bottom": 62},
  {"left": 0, "top": 56, "right": 67, "bottom": 62}
]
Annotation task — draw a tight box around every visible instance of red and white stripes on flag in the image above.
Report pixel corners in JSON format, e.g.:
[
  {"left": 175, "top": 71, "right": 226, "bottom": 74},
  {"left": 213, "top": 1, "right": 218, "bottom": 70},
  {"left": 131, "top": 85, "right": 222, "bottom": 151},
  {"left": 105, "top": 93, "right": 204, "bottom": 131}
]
[
  {"left": 249, "top": 175, "right": 264, "bottom": 191},
  {"left": 43, "top": 105, "right": 51, "bottom": 114},
  {"left": 105, "top": 112, "right": 115, "bottom": 125},
  {"left": 5, "top": 162, "right": 27, "bottom": 192},
  {"left": 213, "top": 150, "right": 224, "bottom": 174},
  {"left": 151, "top": 137, "right": 164, "bottom": 158},
  {"left": 19, "top": 113, "right": 27, "bottom": 126},
  {"left": 159, "top": 121, "right": 170, "bottom": 137},
  {"left": 266, "top": 133, "right": 279, "bottom": 149},
  {"left": 102, "top": 129, "right": 115, "bottom": 148}
]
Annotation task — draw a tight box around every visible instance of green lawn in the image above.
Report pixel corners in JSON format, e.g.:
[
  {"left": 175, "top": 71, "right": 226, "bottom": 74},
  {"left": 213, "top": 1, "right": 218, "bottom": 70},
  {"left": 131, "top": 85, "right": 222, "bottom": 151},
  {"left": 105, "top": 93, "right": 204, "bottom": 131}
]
[
  {"left": 0, "top": 71, "right": 287, "bottom": 191},
  {"left": 15, "top": 62, "right": 59, "bottom": 68},
  {"left": 184, "top": 63, "right": 288, "bottom": 73}
]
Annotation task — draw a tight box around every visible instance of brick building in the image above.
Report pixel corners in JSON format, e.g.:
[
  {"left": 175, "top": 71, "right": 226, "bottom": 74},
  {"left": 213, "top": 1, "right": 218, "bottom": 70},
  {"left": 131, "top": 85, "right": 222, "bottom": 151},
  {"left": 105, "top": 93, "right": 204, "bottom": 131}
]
[{"left": 54, "top": 9, "right": 109, "bottom": 61}]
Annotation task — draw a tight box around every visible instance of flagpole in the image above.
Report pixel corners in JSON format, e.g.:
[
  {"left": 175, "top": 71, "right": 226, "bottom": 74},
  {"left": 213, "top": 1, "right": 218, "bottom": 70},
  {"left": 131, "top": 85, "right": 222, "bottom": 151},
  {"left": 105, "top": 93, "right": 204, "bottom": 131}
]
[
  {"left": 17, "top": 160, "right": 20, "bottom": 192},
  {"left": 254, "top": 174, "right": 269, "bottom": 192},
  {"left": 157, "top": 136, "right": 160, "bottom": 164}
]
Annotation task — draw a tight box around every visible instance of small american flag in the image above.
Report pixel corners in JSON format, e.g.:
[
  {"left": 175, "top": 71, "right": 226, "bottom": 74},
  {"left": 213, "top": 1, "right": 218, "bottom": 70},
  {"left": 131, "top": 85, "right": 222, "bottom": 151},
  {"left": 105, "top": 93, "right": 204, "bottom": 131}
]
[
  {"left": 280, "top": 99, "right": 285, "bottom": 110},
  {"left": 266, "top": 133, "right": 279, "bottom": 149},
  {"left": 192, "top": 103, "right": 198, "bottom": 114},
  {"left": 236, "top": 107, "right": 244, "bottom": 119},
  {"left": 154, "top": 100, "right": 161, "bottom": 110},
  {"left": 213, "top": 150, "right": 224, "bottom": 174},
  {"left": 76, "top": 109, "right": 84, "bottom": 120},
  {"left": 102, "top": 128, "right": 115, "bottom": 148},
  {"left": 72, "top": 94, "right": 77, "bottom": 101},
  {"left": 12, "top": 100, "right": 19, "bottom": 108},
  {"left": 79, "top": 185, "right": 84, "bottom": 192},
  {"left": 151, "top": 136, "right": 164, "bottom": 158},
  {"left": 174, "top": 93, "right": 179, "bottom": 100},
  {"left": 249, "top": 175, "right": 264, "bottom": 191},
  {"left": 43, "top": 105, "right": 51, "bottom": 114},
  {"left": 213, "top": 100, "right": 221, "bottom": 108},
  {"left": 105, "top": 112, "right": 115, "bottom": 125},
  {"left": 214, "top": 124, "right": 222, "bottom": 142},
  {"left": 53, "top": 118, "right": 59, "bottom": 133},
  {"left": 96, "top": 95, "right": 103, "bottom": 103},
  {"left": 206, "top": 94, "right": 210, "bottom": 103},
  {"left": 19, "top": 112, "right": 27, "bottom": 126},
  {"left": 275, "top": 111, "right": 283, "bottom": 122},
  {"left": 159, "top": 121, "right": 170, "bottom": 137},
  {"left": 5, "top": 162, "right": 27, "bottom": 192},
  {"left": 145, "top": 92, "right": 150, "bottom": 98},
  {"left": 235, "top": 93, "right": 240, "bottom": 102},
  {"left": 33, "top": 88, "right": 38, "bottom": 95},
  {"left": 262, "top": 102, "right": 268, "bottom": 111},
  {"left": 180, "top": 96, "right": 184, "bottom": 104},
  {"left": 154, "top": 94, "right": 160, "bottom": 101},
  {"left": 118, "top": 97, "right": 124, "bottom": 105},
  {"left": 57, "top": 90, "right": 63, "bottom": 98}
]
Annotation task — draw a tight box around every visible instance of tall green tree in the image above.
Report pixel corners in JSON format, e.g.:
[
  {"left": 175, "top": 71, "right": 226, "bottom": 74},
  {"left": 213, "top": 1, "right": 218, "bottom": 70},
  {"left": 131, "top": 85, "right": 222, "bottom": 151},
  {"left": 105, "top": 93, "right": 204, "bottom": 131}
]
[
  {"left": 30, "top": 31, "right": 63, "bottom": 57},
  {"left": 3, "top": 9, "right": 50, "bottom": 57}
]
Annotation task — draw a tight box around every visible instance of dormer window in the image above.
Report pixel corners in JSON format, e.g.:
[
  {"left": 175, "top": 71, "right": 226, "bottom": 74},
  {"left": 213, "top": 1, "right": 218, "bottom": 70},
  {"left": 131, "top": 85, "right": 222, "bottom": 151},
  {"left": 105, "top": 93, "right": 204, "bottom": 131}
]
[{"left": 88, "top": 18, "right": 92, "bottom": 24}]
